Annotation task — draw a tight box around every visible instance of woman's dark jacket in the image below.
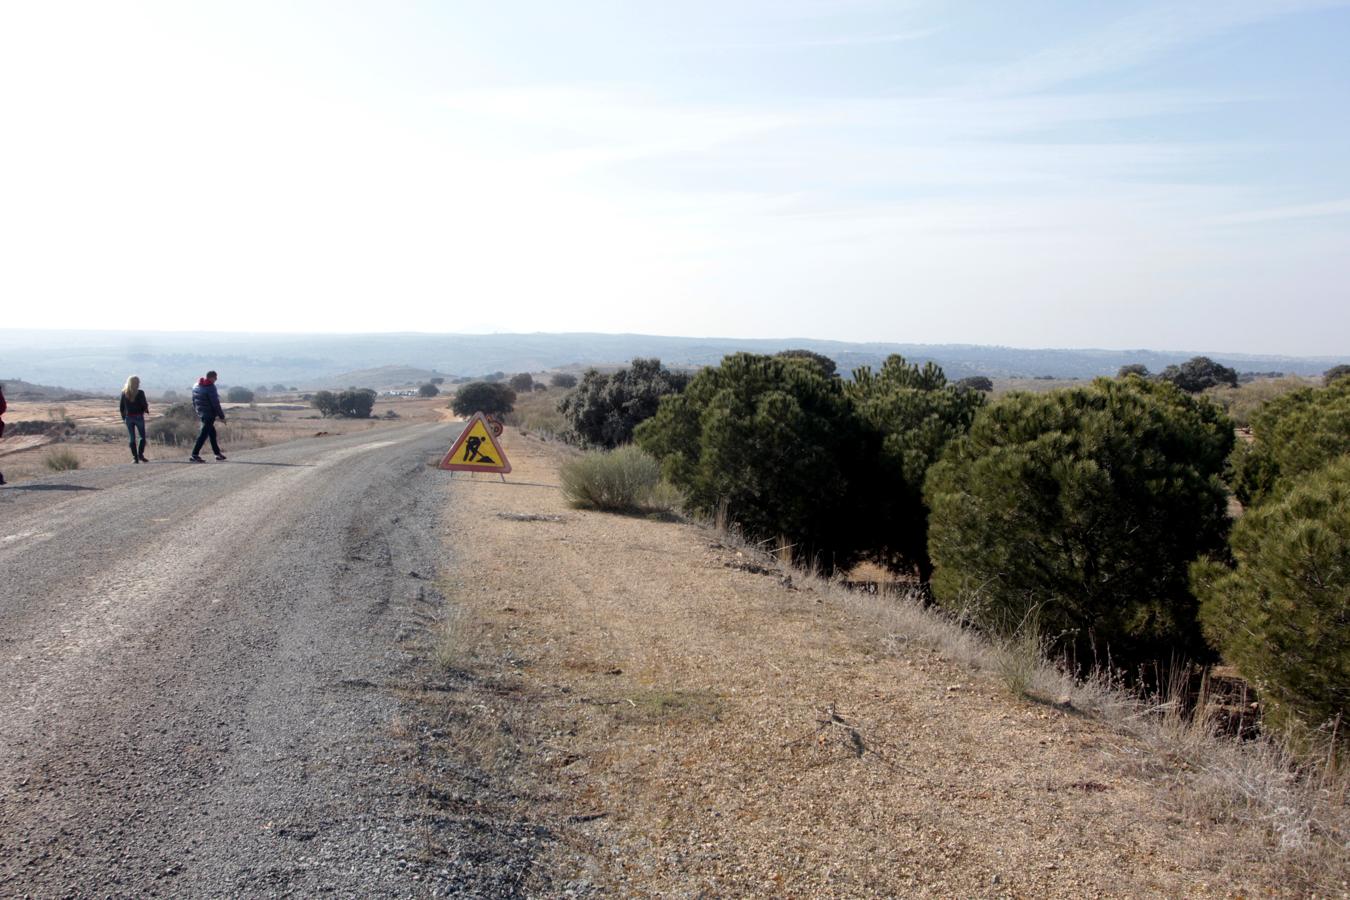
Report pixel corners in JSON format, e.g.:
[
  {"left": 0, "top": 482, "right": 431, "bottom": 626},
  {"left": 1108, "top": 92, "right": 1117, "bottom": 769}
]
[{"left": 120, "top": 390, "right": 150, "bottom": 419}]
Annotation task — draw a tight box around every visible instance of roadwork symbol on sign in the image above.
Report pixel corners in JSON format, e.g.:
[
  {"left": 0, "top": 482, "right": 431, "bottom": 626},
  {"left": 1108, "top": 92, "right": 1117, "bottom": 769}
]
[{"left": 439, "top": 412, "right": 512, "bottom": 474}]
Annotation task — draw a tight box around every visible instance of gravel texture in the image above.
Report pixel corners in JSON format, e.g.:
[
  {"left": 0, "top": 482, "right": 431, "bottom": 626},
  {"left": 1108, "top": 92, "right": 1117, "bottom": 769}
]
[{"left": 0, "top": 424, "right": 551, "bottom": 898}]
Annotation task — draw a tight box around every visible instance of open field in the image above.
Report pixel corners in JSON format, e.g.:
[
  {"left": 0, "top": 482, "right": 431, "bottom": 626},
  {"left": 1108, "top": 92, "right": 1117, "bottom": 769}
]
[{"left": 0, "top": 394, "right": 454, "bottom": 483}]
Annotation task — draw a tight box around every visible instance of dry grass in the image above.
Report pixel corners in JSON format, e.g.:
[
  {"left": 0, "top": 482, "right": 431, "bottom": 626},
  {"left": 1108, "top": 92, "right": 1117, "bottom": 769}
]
[
  {"left": 422, "top": 431, "right": 1349, "bottom": 896},
  {"left": 503, "top": 387, "right": 567, "bottom": 438},
  {"left": 43, "top": 447, "right": 80, "bottom": 471}
]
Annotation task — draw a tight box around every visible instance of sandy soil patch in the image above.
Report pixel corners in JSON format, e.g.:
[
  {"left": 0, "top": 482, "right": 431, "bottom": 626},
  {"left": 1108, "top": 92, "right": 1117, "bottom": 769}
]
[{"left": 431, "top": 435, "right": 1321, "bottom": 898}]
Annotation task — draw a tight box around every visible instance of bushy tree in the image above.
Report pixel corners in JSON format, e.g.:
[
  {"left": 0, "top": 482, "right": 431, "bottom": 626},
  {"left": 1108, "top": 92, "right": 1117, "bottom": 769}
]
[
  {"left": 312, "top": 388, "right": 376, "bottom": 418},
  {"left": 451, "top": 381, "right": 516, "bottom": 417},
  {"left": 847, "top": 356, "right": 984, "bottom": 584},
  {"left": 1324, "top": 364, "right": 1350, "bottom": 386},
  {"left": 271, "top": 383, "right": 288, "bottom": 393},
  {"left": 925, "top": 378, "right": 1234, "bottom": 666},
  {"left": 955, "top": 375, "right": 994, "bottom": 393},
  {"left": 226, "top": 386, "right": 255, "bottom": 403},
  {"left": 550, "top": 373, "right": 578, "bottom": 389},
  {"left": 775, "top": 349, "right": 838, "bottom": 378},
  {"left": 312, "top": 390, "right": 338, "bottom": 417},
  {"left": 418, "top": 382, "right": 440, "bottom": 398},
  {"left": 1192, "top": 457, "right": 1350, "bottom": 745},
  {"left": 1231, "top": 377, "right": 1350, "bottom": 507},
  {"left": 558, "top": 358, "right": 690, "bottom": 449},
  {"left": 1158, "top": 356, "right": 1238, "bottom": 393},
  {"left": 429, "top": 376, "right": 445, "bottom": 385},
  {"left": 636, "top": 353, "right": 869, "bottom": 572},
  {"left": 1117, "top": 363, "right": 1150, "bottom": 378},
  {"left": 509, "top": 372, "right": 534, "bottom": 393}
]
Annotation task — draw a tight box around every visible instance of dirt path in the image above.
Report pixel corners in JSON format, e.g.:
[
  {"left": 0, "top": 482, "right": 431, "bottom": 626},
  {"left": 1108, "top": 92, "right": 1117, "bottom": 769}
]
[
  {"left": 434, "top": 435, "right": 1311, "bottom": 898},
  {"left": 0, "top": 423, "right": 554, "bottom": 897}
]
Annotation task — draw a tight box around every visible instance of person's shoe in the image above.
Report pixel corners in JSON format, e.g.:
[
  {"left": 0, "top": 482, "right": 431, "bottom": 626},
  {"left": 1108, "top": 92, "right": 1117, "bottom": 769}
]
[
  {"left": 139, "top": 454, "right": 149, "bottom": 462},
  {"left": 214, "top": 454, "right": 227, "bottom": 461},
  {"left": 0, "top": 473, "right": 6, "bottom": 485},
  {"left": 188, "top": 455, "right": 205, "bottom": 463},
  {"left": 133, "top": 456, "right": 140, "bottom": 464}
]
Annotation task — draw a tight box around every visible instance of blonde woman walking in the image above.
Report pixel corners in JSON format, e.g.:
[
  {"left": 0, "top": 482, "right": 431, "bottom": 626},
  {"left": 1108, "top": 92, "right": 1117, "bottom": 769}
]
[{"left": 119, "top": 376, "right": 150, "bottom": 463}]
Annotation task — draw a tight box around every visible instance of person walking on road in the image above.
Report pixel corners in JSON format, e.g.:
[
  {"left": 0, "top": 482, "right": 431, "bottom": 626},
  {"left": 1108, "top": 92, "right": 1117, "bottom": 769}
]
[
  {"left": 120, "top": 375, "right": 150, "bottom": 463},
  {"left": 190, "top": 371, "right": 227, "bottom": 463},
  {"left": 0, "top": 382, "right": 7, "bottom": 486}
]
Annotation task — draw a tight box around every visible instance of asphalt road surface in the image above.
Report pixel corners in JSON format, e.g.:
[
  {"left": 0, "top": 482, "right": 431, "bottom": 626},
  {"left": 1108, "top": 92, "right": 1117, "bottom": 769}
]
[{"left": 0, "top": 422, "right": 529, "bottom": 897}]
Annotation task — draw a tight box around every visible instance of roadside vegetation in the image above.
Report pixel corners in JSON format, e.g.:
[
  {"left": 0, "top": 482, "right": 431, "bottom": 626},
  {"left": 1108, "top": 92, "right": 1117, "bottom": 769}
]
[
  {"left": 523, "top": 348, "right": 1348, "bottom": 882},
  {"left": 44, "top": 447, "right": 80, "bottom": 471},
  {"left": 559, "top": 445, "right": 677, "bottom": 514}
]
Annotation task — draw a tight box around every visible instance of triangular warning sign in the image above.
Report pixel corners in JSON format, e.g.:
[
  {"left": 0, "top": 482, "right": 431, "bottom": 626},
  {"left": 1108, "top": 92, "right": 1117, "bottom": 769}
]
[{"left": 439, "top": 412, "right": 512, "bottom": 474}]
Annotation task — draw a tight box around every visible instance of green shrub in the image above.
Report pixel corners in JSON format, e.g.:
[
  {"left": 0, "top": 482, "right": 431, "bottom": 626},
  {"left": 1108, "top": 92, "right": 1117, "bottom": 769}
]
[
  {"left": 1192, "top": 457, "right": 1350, "bottom": 746},
  {"left": 1232, "top": 377, "right": 1350, "bottom": 507},
  {"left": 226, "top": 386, "right": 255, "bottom": 403},
  {"left": 1203, "top": 377, "right": 1309, "bottom": 428},
  {"left": 560, "top": 446, "right": 666, "bottom": 512},
  {"left": 418, "top": 383, "right": 440, "bottom": 397},
  {"left": 925, "top": 377, "right": 1234, "bottom": 666},
  {"left": 550, "top": 372, "right": 578, "bottom": 389},
  {"left": 508, "top": 372, "right": 534, "bottom": 393},
  {"left": 450, "top": 382, "right": 516, "bottom": 417},
  {"left": 44, "top": 448, "right": 80, "bottom": 471},
  {"left": 636, "top": 352, "right": 870, "bottom": 572},
  {"left": 1117, "top": 363, "right": 1150, "bottom": 378},
  {"left": 558, "top": 358, "right": 690, "bottom": 449},
  {"left": 846, "top": 356, "right": 984, "bottom": 584}
]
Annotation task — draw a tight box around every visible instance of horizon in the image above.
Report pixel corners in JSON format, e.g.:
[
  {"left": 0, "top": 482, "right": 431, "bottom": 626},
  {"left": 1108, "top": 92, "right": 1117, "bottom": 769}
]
[
  {"left": 2, "top": 2, "right": 1349, "bottom": 354},
  {"left": 1, "top": 325, "right": 1347, "bottom": 362}
]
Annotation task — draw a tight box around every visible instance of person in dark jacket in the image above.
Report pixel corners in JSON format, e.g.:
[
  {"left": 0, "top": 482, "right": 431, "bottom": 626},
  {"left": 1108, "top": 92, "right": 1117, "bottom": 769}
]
[
  {"left": 119, "top": 375, "right": 150, "bottom": 463},
  {"left": 189, "top": 371, "right": 227, "bottom": 462},
  {"left": 0, "top": 382, "right": 7, "bottom": 485}
]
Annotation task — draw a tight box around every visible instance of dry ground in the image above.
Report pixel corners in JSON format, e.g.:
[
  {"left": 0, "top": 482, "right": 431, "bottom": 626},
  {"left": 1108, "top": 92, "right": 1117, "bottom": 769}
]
[
  {"left": 427, "top": 435, "right": 1339, "bottom": 898},
  {"left": 0, "top": 395, "right": 451, "bottom": 483}
]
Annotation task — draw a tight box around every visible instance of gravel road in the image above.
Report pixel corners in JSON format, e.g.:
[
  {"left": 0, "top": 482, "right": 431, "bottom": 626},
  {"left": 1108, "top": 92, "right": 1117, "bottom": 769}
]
[{"left": 0, "top": 423, "right": 542, "bottom": 897}]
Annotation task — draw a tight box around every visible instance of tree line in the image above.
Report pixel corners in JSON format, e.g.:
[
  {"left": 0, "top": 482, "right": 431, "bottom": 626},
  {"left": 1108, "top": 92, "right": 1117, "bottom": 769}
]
[{"left": 523, "top": 351, "right": 1349, "bottom": 749}]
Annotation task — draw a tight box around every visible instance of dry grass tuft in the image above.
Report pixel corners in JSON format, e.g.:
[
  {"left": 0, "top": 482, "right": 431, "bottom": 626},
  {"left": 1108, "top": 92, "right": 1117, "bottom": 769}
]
[{"left": 43, "top": 447, "right": 80, "bottom": 471}]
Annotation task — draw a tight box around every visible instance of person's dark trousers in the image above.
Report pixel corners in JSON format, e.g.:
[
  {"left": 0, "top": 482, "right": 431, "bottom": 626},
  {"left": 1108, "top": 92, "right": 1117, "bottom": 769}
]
[
  {"left": 192, "top": 417, "right": 221, "bottom": 457},
  {"left": 125, "top": 415, "right": 146, "bottom": 460}
]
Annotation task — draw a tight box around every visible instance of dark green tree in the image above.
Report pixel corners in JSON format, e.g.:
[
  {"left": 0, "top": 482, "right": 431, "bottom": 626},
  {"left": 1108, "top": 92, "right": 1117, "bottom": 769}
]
[
  {"left": 226, "top": 386, "right": 255, "bottom": 403},
  {"left": 1323, "top": 364, "right": 1350, "bottom": 386},
  {"left": 636, "top": 353, "right": 869, "bottom": 572},
  {"left": 508, "top": 372, "right": 534, "bottom": 393},
  {"left": 1117, "top": 363, "right": 1150, "bottom": 378},
  {"left": 312, "top": 390, "right": 338, "bottom": 417},
  {"left": 775, "top": 349, "right": 838, "bottom": 378},
  {"left": 558, "top": 358, "right": 690, "bottom": 449},
  {"left": 925, "top": 378, "right": 1234, "bottom": 666},
  {"left": 955, "top": 375, "right": 994, "bottom": 393},
  {"left": 451, "top": 381, "right": 516, "bottom": 417},
  {"left": 1231, "top": 377, "right": 1350, "bottom": 507},
  {"left": 335, "top": 388, "right": 376, "bottom": 418},
  {"left": 1158, "top": 356, "right": 1238, "bottom": 393},
  {"left": 847, "top": 356, "right": 984, "bottom": 584},
  {"left": 550, "top": 372, "right": 578, "bottom": 389},
  {"left": 418, "top": 382, "right": 440, "bottom": 398},
  {"left": 1192, "top": 457, "right": 1350, "bottom": 746}
]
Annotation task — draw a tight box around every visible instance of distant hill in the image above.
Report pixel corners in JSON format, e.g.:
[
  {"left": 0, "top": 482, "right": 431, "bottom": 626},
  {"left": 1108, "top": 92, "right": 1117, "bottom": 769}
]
[
  {"left": 0, "top": 329, "right": 1344, "bottom": 392},
  {"left": 0, "top": 377, "right": 109, "bottom": 402},
  {"left": 304, "top": 365, "right": 452, "bottom": 391}
]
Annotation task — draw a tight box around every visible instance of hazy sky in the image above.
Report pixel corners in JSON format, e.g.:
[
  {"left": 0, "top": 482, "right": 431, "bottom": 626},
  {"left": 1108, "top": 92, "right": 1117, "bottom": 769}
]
[{"left": 2, "top": 1, "right": 1348, "bottom": 354}]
